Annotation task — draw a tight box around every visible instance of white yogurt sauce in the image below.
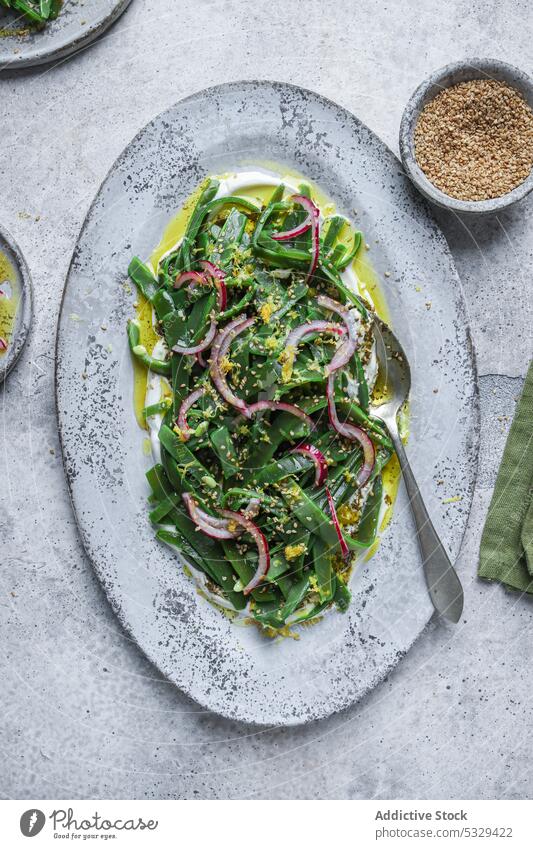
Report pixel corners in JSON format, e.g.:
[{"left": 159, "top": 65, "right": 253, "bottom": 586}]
[{"left": 144, "top": 338, "right": 169, "bottom": 464}]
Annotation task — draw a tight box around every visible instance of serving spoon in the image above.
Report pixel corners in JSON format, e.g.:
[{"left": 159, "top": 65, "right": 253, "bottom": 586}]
[{"left": 372, "top": 317, "right": 464, "bottom": 623}]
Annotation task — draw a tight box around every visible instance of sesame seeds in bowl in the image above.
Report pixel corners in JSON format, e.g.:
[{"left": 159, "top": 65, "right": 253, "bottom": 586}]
[{"left": 399, "top": 59, "right": 533, "bottom": 214}]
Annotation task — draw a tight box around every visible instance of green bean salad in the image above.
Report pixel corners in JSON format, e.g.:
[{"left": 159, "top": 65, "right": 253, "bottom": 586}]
[{"left": 127, "top": 172, "right": 396, "bottom": 634}]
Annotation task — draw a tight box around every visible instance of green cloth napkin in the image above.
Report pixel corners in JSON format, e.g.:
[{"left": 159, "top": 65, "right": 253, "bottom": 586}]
[{"left": 479, "top": 361, "right": 533, "bottom": 593}]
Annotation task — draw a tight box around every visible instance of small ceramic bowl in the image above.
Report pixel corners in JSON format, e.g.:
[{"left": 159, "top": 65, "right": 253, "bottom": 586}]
[
  {"left": 399, "top": 58, "right": 533, "bottom": 214},
  {"left": 0, "top": 224, "right": 32, "bottom": 384}
]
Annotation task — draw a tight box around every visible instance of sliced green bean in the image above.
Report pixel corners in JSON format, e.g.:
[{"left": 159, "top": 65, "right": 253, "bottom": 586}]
[
  {"left": 180, "top": 179, "right": 220, "bottom": 271},
  {"left": 127, "top": 320, "right": 171, "bottom": 376},
  {"left": 313, "top": 538, "right": 335, "bottom": 602},
  {"left": 128, "top": 256, "right": 159, "bottom": 301},
  {"left": 335, "top": 231, "right": 362, "bottom": 270}
]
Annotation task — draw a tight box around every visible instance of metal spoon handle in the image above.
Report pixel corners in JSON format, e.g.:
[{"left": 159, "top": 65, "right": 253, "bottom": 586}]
[{"left": 390, "top": 432, "right": 464, "bottom": 623}]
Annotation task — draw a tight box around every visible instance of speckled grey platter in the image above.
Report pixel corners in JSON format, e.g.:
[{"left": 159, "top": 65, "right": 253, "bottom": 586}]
[
  {"left": 56, "top": 81, "right": 479, "bottom": 725},
  {"left": 0, "top": 0, "right": 132, "bottom": 69},
  {"left": 0, "top": 224, "right": 32, "bottom": 384}
]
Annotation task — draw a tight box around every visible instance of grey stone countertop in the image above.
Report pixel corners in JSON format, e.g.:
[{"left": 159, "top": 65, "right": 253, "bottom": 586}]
[{"left": 1, "top": 0, "right": 532, "bottom": 800}]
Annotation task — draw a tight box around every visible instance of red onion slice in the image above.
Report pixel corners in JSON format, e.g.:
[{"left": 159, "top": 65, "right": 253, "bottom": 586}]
[
  {"left": 325, "top": 486, "right": 350, "bottom": 561},
  {"left": 282, "top": 320, "right": 346, "bottom": 382},
  {"left": 200, "top": 260, "right": 227, "bottom": 311},
  {"left": 0, "top": 337, "right": 7, "bottom": 352},
  {"left": 172, "top": 317, "right": 217, "bottom": 355},
  {"left": 210, "top": 315, "right": 255, "bottom": 417},
  {"left": 289, "top": 443, "right": 328, "bottom": 486},
  {"left": 183, "top": 494, "right": 238, "bottom": 540},
  {"left": 248, "top": 400, "right": 315, "bottom": 432},
  {"left": 326, "top": 374, "right": 375, "bottom": 487},
  {"left": 177, "top": 387, "right": 206, "bottom": 440},
  {"left": 244, "top": 498, "right": 261, "bottom": 519},
  {"left": 200, "top": 260, "right": 225, "bottom": 281},
  {"left": 271, "top": 220, "right": 311, "bottom": 241},
  {"left": 218, "top": 508, "right": 270, "bottom": 594},
  {"left": 174, "top": 270, "right": 204, "bottom": 288},
  {"left": 195, "top": 351, "right": 207, "bottom": 368},
  {"left": 271, "top": 194, "right": 316, "bottom": 241},
  {"left": 284, "top": 320, "right": 346, "bottom": 351},
  {"left": 317, "top": 294, "right": 360, "bottom": 374},
  {"left": 175, "top": 264, "right": 227, "bottom": 312}
]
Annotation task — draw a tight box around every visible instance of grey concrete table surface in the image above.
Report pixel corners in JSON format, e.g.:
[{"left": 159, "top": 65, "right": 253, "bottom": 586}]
[{"left": 1, "top": 0, "right": 532, "bottom": 800}]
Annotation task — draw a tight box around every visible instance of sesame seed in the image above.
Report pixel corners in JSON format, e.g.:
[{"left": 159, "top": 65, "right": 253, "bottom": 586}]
[{"left": 414, "top": 79, "right": 533, "bottom": 201}]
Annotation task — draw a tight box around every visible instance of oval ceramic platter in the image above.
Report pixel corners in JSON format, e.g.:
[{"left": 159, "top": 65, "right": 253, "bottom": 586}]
[
  {"left": 0, "top": 0, "right": 132, "bottom": 69},
  {"left": 0, "top": 224, "right": 32, "bottom": 384},
  {"left": 56, "top": 82, "right": 479, "bottom": 725}
]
